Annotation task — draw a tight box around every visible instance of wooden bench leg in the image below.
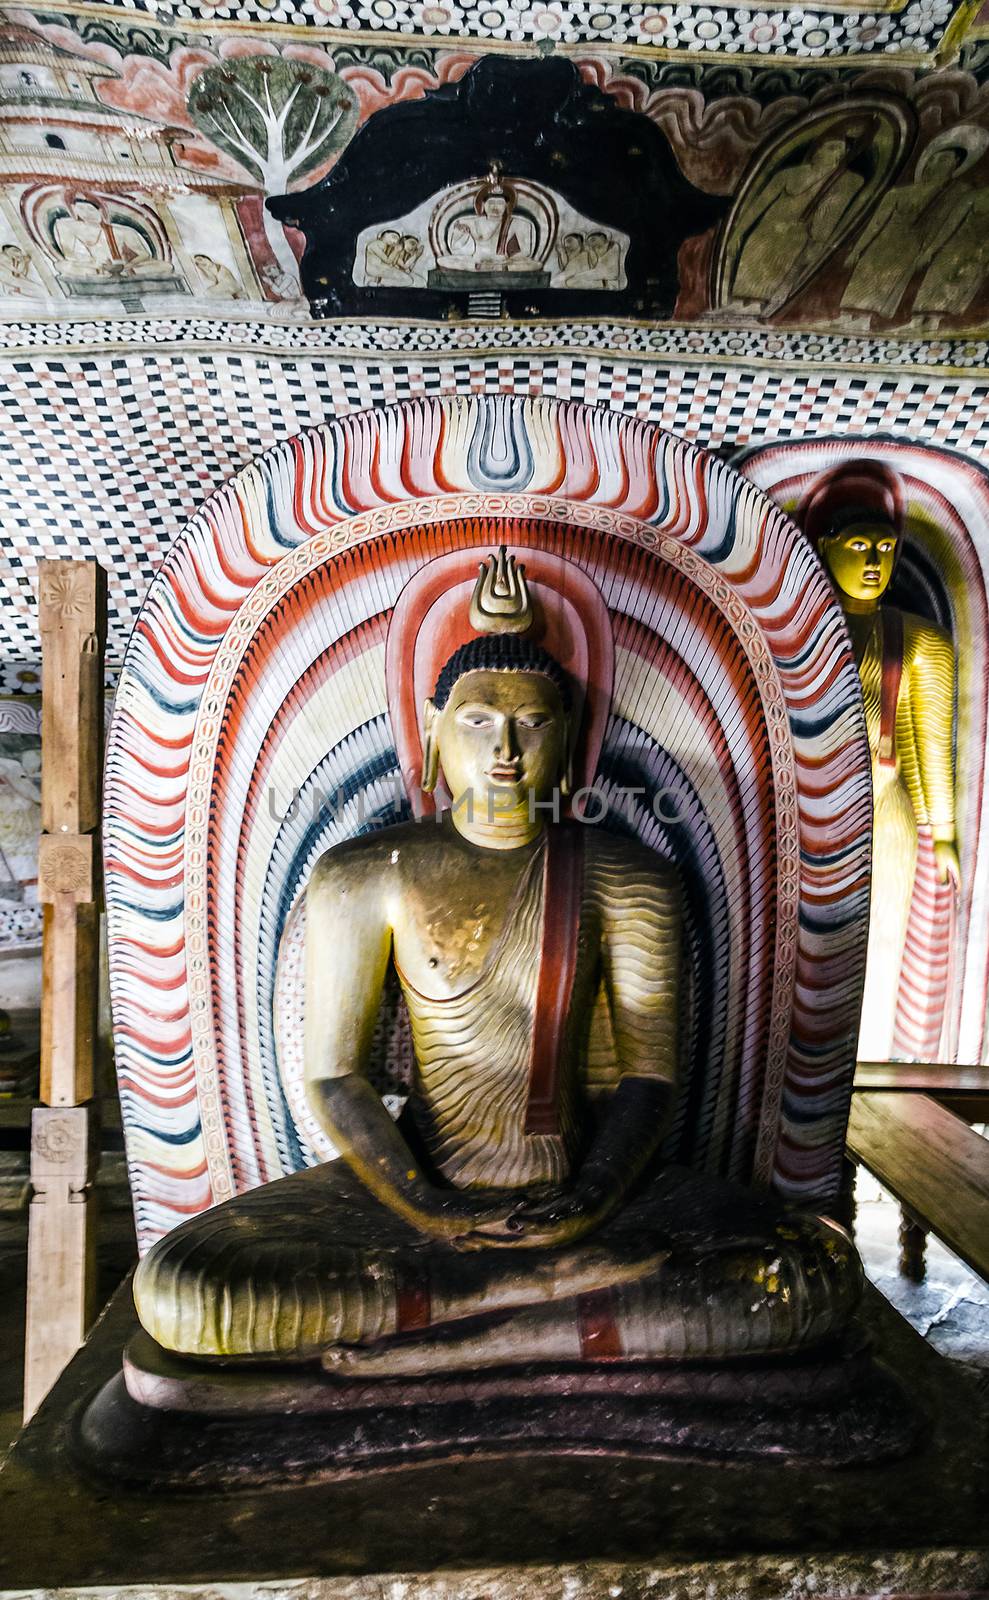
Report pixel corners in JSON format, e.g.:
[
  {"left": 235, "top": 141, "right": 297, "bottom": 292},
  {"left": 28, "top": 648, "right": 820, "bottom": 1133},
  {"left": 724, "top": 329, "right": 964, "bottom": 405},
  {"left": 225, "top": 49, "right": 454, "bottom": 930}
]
[
  {"left": 898, "top": 1208, "right": 928, "bottom": 1283},
  {"left": 832, "top": 1155, "right": 857, "bottom": 1238}
]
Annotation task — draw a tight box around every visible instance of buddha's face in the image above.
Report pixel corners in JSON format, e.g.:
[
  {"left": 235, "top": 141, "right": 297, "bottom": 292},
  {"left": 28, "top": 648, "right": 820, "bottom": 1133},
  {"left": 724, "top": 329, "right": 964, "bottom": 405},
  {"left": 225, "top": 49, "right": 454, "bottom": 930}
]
[
  {"left": 432, "top": 669, "right": 568, "bottom": 814},
  {"left": 820, "top": 520, "right": 899, "bottom": 603}
]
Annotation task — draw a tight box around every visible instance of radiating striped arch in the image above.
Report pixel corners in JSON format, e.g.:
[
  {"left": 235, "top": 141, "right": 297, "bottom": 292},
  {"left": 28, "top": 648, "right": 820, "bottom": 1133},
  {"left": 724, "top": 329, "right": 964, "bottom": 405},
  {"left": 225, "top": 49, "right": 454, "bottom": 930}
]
[
  {"left": 104, "top": 397, "right": 871, "bottom": 1251},
  {"left": 736, "top": 436, "right": 989, "bottom": 1067}
]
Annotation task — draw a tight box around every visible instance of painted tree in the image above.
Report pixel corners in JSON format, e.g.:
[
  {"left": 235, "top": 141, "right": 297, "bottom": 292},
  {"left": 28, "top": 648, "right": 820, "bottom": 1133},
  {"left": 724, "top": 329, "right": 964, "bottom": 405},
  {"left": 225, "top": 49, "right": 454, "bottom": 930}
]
[{"left": 188, "top": 56, "right": 358, "bottom": 295}]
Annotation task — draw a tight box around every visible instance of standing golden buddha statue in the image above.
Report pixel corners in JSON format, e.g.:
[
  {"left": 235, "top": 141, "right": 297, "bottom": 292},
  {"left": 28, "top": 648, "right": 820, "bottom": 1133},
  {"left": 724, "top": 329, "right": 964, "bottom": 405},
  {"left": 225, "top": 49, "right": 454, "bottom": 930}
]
[{"left": 801, "top": 463, "right": 959, "bottom": 1062}]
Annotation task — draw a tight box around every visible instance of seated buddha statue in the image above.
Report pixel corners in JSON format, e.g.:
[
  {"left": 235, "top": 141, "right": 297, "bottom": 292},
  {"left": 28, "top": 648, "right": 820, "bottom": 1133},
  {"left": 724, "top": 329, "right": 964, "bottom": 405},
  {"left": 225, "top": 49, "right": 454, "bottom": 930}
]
[
  {"left": 133, "top": 550, "right": 861, "bottom": 1378},
  {"left": 801, "top": 463, "right": 958, "bottom": 1064}
]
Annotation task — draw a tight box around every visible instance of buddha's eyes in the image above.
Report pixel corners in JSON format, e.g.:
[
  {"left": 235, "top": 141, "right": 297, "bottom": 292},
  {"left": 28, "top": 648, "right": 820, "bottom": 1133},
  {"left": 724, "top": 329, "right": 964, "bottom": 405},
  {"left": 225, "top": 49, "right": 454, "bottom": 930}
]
[
  {"left": 848, "top": 539, "right": 868, "bottom": 552},
  {"left": 455, "top": 708, "right": 554, "bottom": 730},
  {"left": 878, "top": 541, "right": 894, "bottom": 554}
]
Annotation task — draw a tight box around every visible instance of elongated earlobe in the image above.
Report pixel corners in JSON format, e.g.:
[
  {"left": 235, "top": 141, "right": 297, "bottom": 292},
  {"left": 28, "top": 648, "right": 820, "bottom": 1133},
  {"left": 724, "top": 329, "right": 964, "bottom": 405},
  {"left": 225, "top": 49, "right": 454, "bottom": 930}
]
[
  {"left": 421, "top": 699, "right": 440, "bottom": 794},
  {"left": 560, "top": 734, "right": 574, "bottom": 799}
]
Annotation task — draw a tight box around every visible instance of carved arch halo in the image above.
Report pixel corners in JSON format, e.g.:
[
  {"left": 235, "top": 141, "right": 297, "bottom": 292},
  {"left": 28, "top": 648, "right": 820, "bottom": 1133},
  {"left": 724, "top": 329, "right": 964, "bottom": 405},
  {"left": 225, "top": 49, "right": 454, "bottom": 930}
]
[
  {"left": 736, "top": 436, "right": 989, "bottom": 1067},
  {"left": 104, "top": 397, "right": 871, "bottom": 1252}
]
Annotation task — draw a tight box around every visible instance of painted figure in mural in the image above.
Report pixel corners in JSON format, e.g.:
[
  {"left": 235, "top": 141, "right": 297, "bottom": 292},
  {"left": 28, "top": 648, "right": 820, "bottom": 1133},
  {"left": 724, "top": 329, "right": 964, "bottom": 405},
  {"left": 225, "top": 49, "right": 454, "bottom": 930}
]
[
  {"left": 913, "top": 185, "right": 989, "bottom": 330},
  {"left": 0, "top": 748, "right": 41, "bottom": 903},
  {"left": 727, "top": 136, "right": 864, "bottom": 315},
  {"left": 435, "top": 171, "right": 541, "bottom": 275},
  {"left": 839, "top": 128, "right": 989, "bottom": 330},
  {"left": 0, "top": 244, "right": 42, "bottom": 297},
  {"left": 193, "top": 254, "right": 243, "bottom": 298},
  {"left": 52, "top": 195, "right": 159, "bottom": 278},
  {"left": 557, "top": 230, "right": 622, "bottom": 289},
  {"left": 802, "top": 464, "right": 959, "bottom": 1063},
  {"left": 134, "top": 549, "right": 861, "bottom": 1373},
  {"left": 364, "top": 230, "right": 425, "bottom": 286}
]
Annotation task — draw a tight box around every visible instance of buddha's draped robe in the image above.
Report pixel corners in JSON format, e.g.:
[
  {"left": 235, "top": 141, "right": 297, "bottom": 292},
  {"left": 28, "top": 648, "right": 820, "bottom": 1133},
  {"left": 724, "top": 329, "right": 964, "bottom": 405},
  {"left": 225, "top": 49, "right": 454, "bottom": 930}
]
[
  {"left": 856, "top": 607, "right": 955, "bottom": 1061},
  {"left": 135, "top": 830, "right": 861, "bottom": 1363}
]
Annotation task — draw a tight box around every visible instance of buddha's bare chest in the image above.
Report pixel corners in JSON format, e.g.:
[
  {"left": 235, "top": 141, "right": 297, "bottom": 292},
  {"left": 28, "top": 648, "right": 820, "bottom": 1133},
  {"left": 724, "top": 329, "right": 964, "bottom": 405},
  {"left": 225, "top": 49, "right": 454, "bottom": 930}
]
[{"left": 392, "top": 854, "right": 535, "bottom": 997}]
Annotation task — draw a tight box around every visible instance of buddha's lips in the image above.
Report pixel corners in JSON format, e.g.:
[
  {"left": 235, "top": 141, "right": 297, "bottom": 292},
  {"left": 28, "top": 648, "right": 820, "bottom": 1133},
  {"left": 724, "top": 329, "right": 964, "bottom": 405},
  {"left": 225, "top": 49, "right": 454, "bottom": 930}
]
[{"left": 487, "top": 763, "right": 523, "bottom": 783}]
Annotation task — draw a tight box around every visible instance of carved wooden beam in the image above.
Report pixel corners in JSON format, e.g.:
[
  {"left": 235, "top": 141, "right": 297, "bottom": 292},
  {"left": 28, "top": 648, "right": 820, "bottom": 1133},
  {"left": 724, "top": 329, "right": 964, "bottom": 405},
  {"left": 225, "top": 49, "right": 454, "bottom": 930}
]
[
  {"left": 24, "top": 560, "right": 107, "bottom": 1422},
  {"left": 24, "top": 1105, "right": 97, "bottom": 1418}
]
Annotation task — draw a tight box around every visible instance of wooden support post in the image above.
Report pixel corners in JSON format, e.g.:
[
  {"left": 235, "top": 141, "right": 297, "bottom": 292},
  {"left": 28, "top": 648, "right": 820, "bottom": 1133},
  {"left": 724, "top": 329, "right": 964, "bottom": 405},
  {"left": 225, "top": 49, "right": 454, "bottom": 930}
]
[
  {"left": 833, "top": 1155, "right": 858, "bottom": 1239},
  {"left": 898, "top": 1210, "right": 928, "bottom": 1284},
  {"left": 23, "top": 560, "right": 106, "bottom": 1422}
]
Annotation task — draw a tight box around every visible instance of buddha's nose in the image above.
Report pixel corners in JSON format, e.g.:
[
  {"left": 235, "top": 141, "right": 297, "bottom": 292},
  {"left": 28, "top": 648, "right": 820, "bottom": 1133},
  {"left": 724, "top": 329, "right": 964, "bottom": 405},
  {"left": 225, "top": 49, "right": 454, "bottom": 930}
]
[{"left": 498, "top": 719, "right": 520, "bottom": 760}]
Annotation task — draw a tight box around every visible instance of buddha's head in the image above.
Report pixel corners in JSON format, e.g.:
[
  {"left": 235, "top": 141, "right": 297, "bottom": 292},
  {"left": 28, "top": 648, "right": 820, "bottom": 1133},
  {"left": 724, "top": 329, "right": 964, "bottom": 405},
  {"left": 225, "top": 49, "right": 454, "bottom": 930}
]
[
  {"left": 422, "top": 634, "right": 572, "bottom": 816},
  {"left": 69, "top": 197, "right": 101, "bottom": 222},
  {"left": 818, "top": 520, "right": 900, "bottom": 602},
  {"left": 800, "top": 460, "right": 905, "bottom": 610}
]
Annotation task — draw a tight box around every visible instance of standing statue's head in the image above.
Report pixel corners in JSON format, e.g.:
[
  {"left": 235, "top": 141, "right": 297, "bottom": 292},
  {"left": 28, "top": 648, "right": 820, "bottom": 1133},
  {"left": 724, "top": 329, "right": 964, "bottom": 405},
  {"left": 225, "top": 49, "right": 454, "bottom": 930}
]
[
  {"left": 800, "top": 459, "right": 904, "bottom": 607},
  {"left": 421, "top": 549, "right": 574, "bottom": 824}
]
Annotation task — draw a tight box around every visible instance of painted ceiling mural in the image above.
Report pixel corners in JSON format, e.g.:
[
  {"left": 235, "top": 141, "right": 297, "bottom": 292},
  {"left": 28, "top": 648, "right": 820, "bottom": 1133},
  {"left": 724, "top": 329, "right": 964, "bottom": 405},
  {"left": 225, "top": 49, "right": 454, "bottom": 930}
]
[{"left": 1, "top": 7, "right": 989, "bottom": 335}]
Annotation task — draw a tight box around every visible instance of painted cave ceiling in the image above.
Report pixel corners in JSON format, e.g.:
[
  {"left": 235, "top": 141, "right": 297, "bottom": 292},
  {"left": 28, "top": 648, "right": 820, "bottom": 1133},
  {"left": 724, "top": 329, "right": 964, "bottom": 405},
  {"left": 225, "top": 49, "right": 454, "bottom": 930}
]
[{"left": 1, "top": 0, "right": 989, "bottom": 337}]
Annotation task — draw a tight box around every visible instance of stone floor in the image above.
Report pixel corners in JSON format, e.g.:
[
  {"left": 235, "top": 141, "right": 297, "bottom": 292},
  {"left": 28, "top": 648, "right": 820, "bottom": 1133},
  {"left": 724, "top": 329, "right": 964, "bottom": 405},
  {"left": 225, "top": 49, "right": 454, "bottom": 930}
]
[
  {"left": 0, "top": 1163, "right": 986, "bottom": 1462},
  {"left": 852, "top": 1167, "right": 989, "bottom": 1377}
]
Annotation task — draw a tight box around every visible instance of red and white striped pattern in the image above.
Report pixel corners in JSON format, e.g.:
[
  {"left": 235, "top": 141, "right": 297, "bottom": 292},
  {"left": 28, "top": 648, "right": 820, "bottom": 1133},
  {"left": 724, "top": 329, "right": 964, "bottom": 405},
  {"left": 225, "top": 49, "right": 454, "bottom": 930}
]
[{"left": 105, "top": 398, "right": 872, "bottom": 1249}]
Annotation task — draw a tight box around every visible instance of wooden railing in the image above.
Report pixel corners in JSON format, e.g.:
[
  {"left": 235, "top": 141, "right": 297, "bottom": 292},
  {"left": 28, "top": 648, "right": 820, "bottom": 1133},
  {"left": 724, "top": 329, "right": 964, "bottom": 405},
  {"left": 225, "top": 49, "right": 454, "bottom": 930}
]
[{"left": 848, "top": 1063, "right": 989, "bottom": 1286}]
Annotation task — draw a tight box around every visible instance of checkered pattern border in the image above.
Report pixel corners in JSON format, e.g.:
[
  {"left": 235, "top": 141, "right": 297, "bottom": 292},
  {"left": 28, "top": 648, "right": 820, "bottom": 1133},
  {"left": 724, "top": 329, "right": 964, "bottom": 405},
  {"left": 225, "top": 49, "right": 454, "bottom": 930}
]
[{"left": 1, "top": 346, "right": 987, "bottom": 665}]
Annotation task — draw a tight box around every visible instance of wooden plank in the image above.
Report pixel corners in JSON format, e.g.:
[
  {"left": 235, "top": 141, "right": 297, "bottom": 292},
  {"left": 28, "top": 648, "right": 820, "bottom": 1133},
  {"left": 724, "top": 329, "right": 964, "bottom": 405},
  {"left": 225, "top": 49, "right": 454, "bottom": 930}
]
[
  {"left": 847, "top": 1092, "right": 989, "bottom": 1283},
  {"left": 854, "top": 1061, "right": 989, "bottom": 1097},
  {"left": 39, "top": 560, "right": 106, "bottom": 839},
  {"left": 38, "top": 558, "right": 106, "bottom": 1107},
  {"left": 935, "top": 1093, "right": 989, "bottom": 1123},
  {"left": 23, "top": 1105, "right": 96, "bottom": 1416},
  {"left": 24, "top": 560, "right": 107, "bottom": 1421}
]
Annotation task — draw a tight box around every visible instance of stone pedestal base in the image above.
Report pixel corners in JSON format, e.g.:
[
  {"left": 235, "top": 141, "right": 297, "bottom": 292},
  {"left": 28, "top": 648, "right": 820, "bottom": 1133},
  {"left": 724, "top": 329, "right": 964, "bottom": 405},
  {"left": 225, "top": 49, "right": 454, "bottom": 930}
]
[
  {"left": 76, "top": 1323, "right": 917, "bottom": 1486},
  {"left": 1, "top": 1281, "right": 986, "bottom": 1598}
]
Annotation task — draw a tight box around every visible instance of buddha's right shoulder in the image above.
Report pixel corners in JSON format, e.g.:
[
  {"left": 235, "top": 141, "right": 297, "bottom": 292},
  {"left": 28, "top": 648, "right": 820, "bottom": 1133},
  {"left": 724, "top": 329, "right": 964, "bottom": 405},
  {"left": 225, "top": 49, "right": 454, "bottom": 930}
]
[{"left": 307, "top": 822, "right": 424, "bottom": 897}]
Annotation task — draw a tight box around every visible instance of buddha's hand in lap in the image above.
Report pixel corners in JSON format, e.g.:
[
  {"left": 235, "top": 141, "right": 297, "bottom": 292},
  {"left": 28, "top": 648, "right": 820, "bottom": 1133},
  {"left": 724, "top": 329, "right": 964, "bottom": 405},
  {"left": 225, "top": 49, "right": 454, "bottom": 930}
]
[
  {"left": 455, "top": 1179, "right": 619, "bottom": 1251},
  {"left": 418, "top": 1189, "right": 519, "bottom": 1242}
]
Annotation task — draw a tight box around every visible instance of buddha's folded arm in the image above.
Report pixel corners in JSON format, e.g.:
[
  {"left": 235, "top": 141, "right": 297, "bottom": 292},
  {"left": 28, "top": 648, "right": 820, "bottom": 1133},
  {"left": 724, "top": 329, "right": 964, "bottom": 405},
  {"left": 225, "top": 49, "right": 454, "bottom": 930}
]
[
  {"left": 304, "top": 827, "right": 683, "bottom": 1244},
  {"left": 302, "top": 840, "right": 512, "bottom": 1240}
]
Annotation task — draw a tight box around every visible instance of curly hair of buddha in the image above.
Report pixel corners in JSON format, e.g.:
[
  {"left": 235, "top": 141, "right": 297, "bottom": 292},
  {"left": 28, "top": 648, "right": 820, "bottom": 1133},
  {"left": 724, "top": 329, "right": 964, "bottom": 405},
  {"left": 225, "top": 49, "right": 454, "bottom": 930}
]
[{"left": 431, "top": 635, "right": 572, "bottom": 712}]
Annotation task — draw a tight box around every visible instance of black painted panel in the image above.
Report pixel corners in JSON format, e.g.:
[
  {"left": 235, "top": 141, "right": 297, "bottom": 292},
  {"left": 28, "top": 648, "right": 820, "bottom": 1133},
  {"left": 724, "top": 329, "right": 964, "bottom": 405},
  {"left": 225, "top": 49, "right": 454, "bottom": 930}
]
[{"left": 268, "top": 56, "right": 728, "bottom": 320}]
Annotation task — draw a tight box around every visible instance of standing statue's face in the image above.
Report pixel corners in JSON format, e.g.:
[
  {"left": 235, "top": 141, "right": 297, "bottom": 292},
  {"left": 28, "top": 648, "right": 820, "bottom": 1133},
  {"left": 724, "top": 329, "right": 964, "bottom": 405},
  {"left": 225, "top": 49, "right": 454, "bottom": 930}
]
[
  {"left": 820, "top": 521, "right": 899, "bottom": 603},
  {"left": 433, "top": 669, "right": 568, "bottom": 814}
]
